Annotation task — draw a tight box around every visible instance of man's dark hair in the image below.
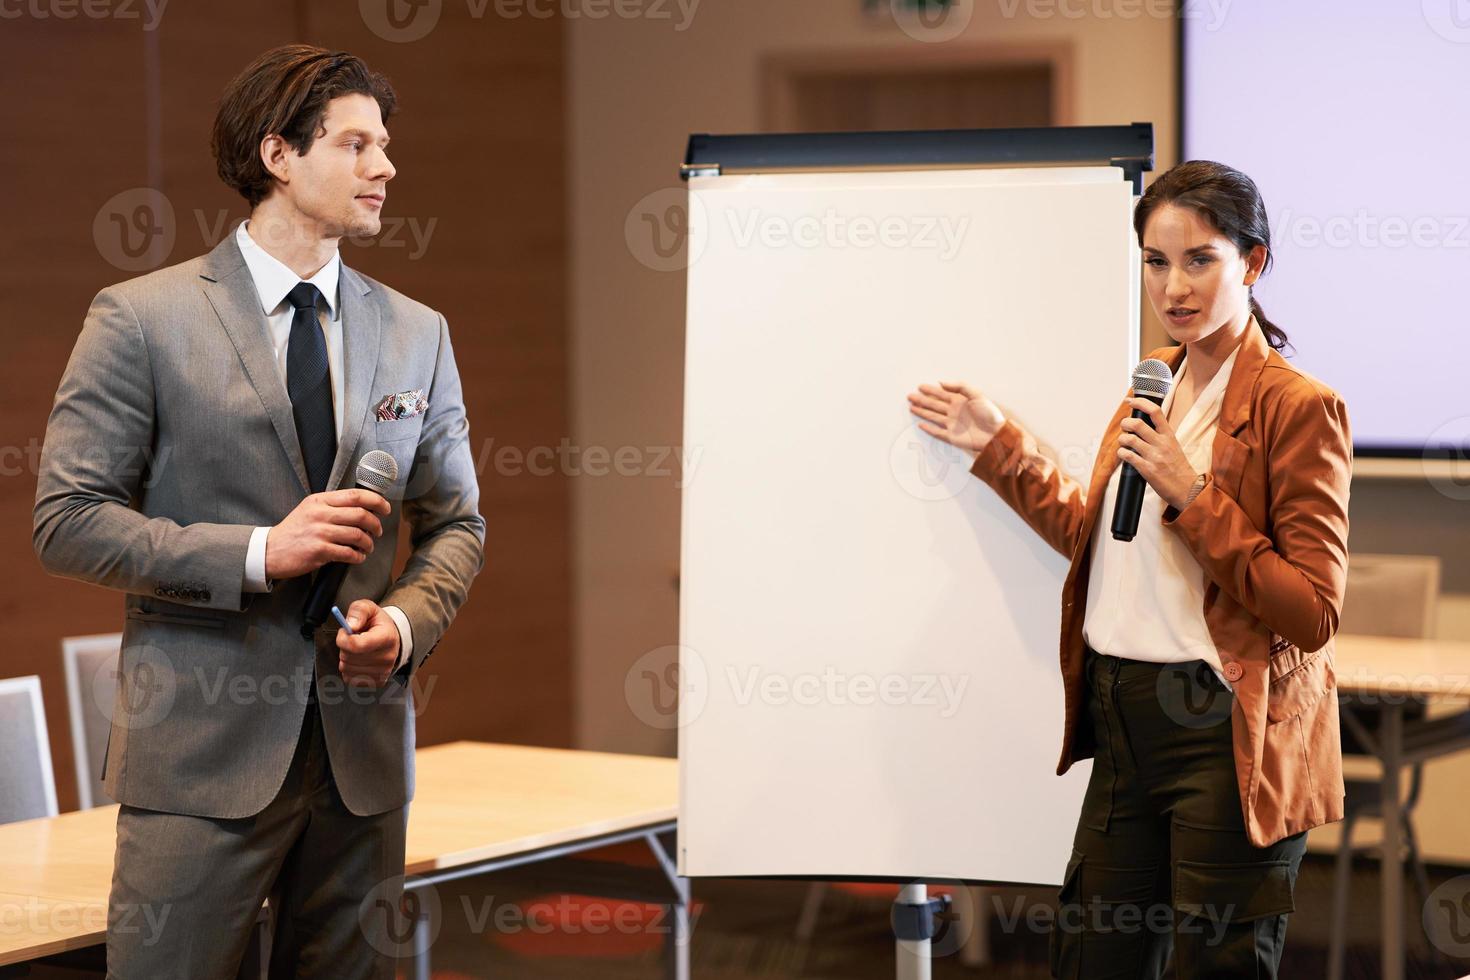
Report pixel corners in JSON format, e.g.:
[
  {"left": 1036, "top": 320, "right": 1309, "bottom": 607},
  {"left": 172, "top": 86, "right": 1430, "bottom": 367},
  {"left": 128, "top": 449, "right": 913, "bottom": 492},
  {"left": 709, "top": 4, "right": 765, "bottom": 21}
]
[{"left": 212, "top": 44, "right": 398, "bottom": 208}]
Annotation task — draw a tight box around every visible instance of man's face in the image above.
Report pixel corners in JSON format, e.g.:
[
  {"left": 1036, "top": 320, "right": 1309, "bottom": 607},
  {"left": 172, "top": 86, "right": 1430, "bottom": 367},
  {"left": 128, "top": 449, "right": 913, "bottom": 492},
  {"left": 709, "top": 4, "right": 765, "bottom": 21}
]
[{"left": 268, "top": 92, "right": 395, "bottom": 241}]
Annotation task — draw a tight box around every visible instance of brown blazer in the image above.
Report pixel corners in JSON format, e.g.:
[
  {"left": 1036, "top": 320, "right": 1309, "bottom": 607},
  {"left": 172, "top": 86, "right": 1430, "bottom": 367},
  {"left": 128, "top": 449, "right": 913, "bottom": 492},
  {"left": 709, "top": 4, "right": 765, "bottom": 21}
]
[{"left": 968, "top": 320, "right": 1352, "bottom": 847}]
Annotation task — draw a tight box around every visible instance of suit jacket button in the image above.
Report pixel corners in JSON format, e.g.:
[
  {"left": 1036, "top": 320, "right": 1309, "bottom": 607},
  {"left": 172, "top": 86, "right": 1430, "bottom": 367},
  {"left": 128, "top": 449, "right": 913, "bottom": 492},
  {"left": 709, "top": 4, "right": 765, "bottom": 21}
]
[
  {"left": 1223, "top": 662, "right": 1244, "bottom": 682},
  {"left": 154, "top": 586, "right": 165, "bottom": 596},
  {"left": 202, "top": 590, "right": 212, "bottom": 602}
]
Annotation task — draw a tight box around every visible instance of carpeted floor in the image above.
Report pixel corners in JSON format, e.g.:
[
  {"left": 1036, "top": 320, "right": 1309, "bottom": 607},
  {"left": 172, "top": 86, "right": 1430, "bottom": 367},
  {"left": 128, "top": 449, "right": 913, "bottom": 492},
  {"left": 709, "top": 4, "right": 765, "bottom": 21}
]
[{"left": 398, "top": 851, "right": 1470, "bottom": 978}]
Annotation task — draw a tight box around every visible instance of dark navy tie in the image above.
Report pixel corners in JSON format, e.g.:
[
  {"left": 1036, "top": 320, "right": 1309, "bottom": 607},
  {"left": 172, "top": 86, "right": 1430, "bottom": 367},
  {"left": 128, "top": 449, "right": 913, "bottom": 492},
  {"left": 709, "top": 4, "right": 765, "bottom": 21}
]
[{"left": 285, "top": 282, "right": 336, "bottom": 494}]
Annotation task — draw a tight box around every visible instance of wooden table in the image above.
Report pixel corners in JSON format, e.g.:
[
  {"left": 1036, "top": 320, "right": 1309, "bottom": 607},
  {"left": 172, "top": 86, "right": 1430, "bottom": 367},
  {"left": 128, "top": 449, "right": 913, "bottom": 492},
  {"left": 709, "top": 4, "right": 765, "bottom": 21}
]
[
  {"left": 1330, "top": 634, "right": 1470, "bottom": 980},
  {"left": 0, "top": 741, "right": 682, "bottom": 978}
]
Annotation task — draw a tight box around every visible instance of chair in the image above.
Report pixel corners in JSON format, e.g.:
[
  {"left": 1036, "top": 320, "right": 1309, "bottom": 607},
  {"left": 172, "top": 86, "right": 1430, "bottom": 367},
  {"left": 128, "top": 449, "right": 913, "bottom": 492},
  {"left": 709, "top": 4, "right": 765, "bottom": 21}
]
[
  {"left": 1328, "top": 553, "right": 1441, "bottom": 980},
  {"left": 0, "top": 675, "right": 60, "bottom": 823},
  {"left": 62, "top": 632, "right": 122, "bottom": 809}
]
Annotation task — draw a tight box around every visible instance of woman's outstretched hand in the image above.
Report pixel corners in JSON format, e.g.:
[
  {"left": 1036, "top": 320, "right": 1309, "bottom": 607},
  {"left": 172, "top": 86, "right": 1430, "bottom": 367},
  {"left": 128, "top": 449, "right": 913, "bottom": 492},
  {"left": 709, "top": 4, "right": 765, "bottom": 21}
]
[{"left": 906, "top": 381, "right": 1007, "bottom": 459}]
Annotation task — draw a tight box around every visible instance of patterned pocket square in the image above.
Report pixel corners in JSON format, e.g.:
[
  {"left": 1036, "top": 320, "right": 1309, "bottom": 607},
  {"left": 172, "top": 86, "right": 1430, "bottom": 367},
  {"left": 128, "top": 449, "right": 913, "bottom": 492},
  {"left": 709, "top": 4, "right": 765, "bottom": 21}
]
[{"left": 374, "top": 389, "right": 430, "bottom": 421}]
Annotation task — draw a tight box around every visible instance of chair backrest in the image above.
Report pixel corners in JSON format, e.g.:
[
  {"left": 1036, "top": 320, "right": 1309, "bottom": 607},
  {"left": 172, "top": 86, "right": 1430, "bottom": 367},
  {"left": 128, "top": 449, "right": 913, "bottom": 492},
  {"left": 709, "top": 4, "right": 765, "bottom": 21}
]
[
  {"left": 0, "top": 675, "right": 59, "bottom": 823},
  {"left": 61, "top": 633, "right": 122, "bottom": 810},
  {"left": 1338, "top": 553, "right": 1441, "bottom": 639}
]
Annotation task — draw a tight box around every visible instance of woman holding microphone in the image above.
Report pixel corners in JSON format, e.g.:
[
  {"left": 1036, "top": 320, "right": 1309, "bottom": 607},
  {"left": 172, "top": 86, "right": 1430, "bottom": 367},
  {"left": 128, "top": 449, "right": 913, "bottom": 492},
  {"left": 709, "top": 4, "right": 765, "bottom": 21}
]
[{"left": 907, "top": 161, "right": 1351, "bottom": 978}]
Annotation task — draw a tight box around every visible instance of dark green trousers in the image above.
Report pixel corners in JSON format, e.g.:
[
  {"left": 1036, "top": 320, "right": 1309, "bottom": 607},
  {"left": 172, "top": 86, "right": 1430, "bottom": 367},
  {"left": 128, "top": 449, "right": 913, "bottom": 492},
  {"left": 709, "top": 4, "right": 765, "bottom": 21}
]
[{"left": 1049, "top": 649, "right": 1307, "bottom": 979}]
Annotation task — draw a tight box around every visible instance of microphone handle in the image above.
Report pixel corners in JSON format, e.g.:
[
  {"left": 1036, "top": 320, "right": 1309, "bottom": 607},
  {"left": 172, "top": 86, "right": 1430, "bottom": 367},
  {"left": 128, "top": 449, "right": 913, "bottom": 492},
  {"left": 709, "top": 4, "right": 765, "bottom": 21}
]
[
  {"left": 301, "top": 561, "right": 351, "bottom": 639},
  {"left": 301, "top": 477, "right": 371, "bottom": 639},
  {"left": 1109, "top": 393, "right": 1166, "bottom": 543}
]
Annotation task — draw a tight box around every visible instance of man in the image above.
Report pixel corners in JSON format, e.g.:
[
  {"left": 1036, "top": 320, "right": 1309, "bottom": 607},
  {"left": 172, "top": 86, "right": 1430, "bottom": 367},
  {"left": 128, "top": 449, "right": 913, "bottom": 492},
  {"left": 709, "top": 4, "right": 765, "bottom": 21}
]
[{"left": 33, "top": 44, "right": 484, "bottom": 978}]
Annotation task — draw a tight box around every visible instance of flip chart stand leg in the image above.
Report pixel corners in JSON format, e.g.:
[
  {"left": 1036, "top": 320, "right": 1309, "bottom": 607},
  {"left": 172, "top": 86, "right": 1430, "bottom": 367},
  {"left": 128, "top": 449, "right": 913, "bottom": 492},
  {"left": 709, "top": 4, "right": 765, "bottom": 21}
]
[{"left": 892, "top": 883, "right": 950, "bottom": 980}]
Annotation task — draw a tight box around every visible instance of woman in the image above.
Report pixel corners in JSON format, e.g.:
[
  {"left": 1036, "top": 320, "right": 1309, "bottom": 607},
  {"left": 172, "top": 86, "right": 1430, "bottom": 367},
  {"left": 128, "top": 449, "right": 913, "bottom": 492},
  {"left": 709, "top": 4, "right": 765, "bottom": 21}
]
[{"left": 906, "top": 160, "right": 1351, "bottom": 978}]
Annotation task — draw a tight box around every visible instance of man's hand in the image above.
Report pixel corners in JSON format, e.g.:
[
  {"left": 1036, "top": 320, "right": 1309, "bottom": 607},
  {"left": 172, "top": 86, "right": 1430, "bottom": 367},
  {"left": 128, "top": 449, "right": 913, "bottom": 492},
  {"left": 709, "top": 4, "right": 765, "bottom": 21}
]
[
  {"left": 265, "top": 489, "right": 391, "bottom": 580},
  {"left": 336, "top": 598, "right": 402, "bottom": 688}
]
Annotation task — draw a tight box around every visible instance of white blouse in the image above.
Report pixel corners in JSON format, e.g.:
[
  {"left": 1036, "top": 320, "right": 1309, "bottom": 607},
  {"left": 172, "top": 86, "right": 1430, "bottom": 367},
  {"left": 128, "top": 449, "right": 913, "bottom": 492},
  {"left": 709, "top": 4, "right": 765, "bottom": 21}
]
[{"left": 1081, "top": 343, "right": 1242, "bottom": 690}]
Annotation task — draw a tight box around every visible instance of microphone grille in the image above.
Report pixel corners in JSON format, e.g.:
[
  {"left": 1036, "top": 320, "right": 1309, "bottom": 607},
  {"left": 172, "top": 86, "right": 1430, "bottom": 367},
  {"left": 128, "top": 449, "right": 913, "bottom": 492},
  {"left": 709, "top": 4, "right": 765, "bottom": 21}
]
[
  {"left": 356, "top": 450, "right": 399, "bottom": 495},
  {"left": 1131, "top": 358, "right": 1175, "bottom": 399}
]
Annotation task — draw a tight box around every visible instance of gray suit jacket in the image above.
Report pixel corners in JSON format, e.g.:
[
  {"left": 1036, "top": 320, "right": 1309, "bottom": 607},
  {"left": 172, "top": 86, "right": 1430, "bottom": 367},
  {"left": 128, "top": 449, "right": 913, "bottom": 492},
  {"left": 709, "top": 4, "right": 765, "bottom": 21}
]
[{"left": 33, "top": 231, "right": 485, "bottom": 819}]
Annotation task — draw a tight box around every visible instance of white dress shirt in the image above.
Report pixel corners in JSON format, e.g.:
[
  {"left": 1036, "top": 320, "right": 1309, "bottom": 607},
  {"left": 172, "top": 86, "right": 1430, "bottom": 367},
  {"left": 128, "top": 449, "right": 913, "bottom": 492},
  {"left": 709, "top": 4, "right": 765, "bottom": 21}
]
[
  {"left": 1082, "top": 343, "right": 1241, "bottom": 690},
  {"left": 235, "top": 220, "right": 412, "bottom": 670}
]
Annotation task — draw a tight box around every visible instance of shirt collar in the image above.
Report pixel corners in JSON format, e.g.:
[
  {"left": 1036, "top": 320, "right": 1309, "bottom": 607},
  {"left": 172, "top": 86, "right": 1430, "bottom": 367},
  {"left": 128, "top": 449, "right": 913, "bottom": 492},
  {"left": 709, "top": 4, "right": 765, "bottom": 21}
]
[
  {"left": 1163, "top": 339, "right": 1242, "bottom": 433},
  {"left": 235, "top": 220, "right": 341, "bottom": 321}
]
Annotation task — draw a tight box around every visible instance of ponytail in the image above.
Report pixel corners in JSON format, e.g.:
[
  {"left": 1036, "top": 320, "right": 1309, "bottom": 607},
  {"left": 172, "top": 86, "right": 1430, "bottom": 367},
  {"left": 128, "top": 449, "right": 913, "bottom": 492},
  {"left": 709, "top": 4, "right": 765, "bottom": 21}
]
[{"left": 1248, "top": 293, "right": 1293, "bottom": 355}]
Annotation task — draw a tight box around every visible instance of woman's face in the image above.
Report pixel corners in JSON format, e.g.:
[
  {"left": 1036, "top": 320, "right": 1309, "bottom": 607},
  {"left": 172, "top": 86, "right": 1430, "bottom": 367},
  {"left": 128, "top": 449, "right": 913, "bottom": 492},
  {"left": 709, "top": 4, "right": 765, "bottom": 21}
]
[{"left": 1142, "top": 203, "right": 1266, "bottom": 345}]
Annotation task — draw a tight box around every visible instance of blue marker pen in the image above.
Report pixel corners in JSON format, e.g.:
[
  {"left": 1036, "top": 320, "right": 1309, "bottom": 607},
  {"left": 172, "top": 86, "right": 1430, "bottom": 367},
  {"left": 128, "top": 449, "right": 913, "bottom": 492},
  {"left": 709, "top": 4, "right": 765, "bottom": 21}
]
[{"left": 331, "top": 605, "right": 355, "bottom": 635}]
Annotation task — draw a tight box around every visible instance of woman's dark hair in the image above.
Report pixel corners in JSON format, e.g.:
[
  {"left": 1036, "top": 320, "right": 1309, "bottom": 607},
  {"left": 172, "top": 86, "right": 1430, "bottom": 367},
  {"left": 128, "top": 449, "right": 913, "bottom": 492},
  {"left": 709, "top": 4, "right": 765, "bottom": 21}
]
[
  {"left": 212, "top": 44, "right": 398, "bottom": 208},
  {"left": 1133, "top": 160, "right": 1291, "bottom": 354}
]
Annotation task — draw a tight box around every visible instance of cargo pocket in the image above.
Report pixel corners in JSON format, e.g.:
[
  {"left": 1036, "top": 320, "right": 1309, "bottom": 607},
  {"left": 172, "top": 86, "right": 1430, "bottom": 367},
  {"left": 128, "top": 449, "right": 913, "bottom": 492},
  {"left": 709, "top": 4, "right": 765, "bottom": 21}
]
[
  {"left": 1049, "top": 849, "right": 1083, "bottom": 979},
  {"left": 1174, "top": 859, "right": 1297, "bottom": 976},
  {"left": 1174, "top": 858, "right": 1295, "bottom": 923}
]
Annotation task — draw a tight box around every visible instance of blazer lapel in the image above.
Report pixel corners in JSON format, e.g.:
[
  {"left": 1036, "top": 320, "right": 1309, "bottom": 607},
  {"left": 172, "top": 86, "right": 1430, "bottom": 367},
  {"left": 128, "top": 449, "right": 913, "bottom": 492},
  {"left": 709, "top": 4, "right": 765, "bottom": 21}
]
[
  {"left": 1216, "top": 316, "right": 1271, "bottom": 437},
  {"left": 199, "top": 233, "right": 312, "bottom": 495},
  {"left": 327, "top": 265, "right": 383, "bottom": 491}
]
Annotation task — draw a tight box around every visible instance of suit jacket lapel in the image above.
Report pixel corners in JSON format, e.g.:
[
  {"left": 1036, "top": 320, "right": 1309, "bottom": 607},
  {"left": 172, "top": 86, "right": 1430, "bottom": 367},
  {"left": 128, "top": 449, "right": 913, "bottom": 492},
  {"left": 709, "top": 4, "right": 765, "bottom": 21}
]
[
  {"left": 328, "top": 265, "right": 382, "bottom": 491},
  {"left": 199, "top": 232, "right": 312, "bottom": 495},
  {"left": 199, "top": 232, "right": 386, "bottom": 497}
]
